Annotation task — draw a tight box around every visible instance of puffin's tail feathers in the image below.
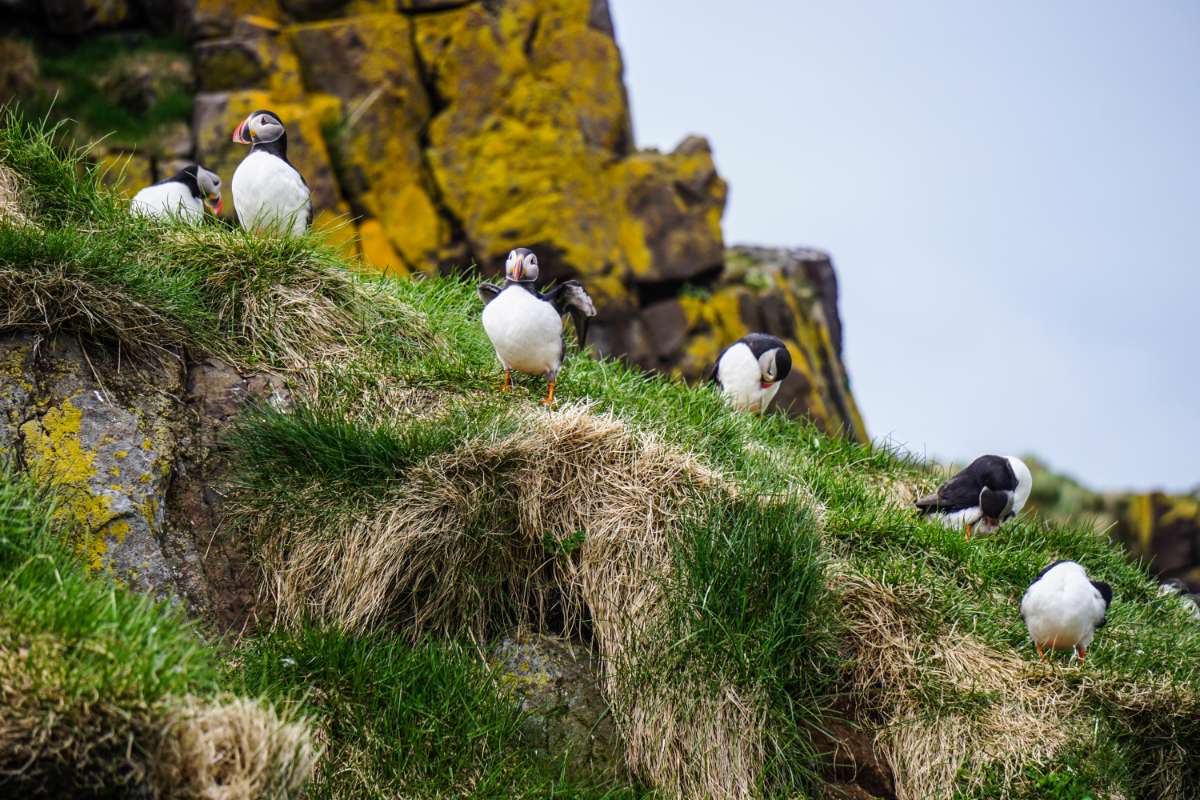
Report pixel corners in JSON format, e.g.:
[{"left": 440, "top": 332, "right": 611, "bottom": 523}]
[{"left": 914, "top": 493, "right": 940, "bottom": 513}]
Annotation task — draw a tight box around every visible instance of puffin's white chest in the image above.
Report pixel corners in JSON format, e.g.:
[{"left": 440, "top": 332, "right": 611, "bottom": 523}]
[
  {"left": 717, "top": 343, "right": 779, "bottom": 413},
  {"left": 1021, "top": 570, "right": 1106, "bottom": 650},
  {"left": 130, "top": 182, "right": 202, "bottom": 223},
  {"left": 232, "top": 150, "right": 309, "bottom": 236},
  {"left": 481, "top": 287, "right": 564, "bottom": 375}
]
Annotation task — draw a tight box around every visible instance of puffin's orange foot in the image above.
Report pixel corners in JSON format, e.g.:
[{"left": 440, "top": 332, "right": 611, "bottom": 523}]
[
  {"left": 964, "top": 521, "right": 975, "bottom": 542},
  {"left": 500, "top": 370, "right": 512, "bottom": 393},
  {"left": 1076, "top": 646, "right": 1086, "bottom": 665},
  {"left": 541, "top": 379, "right": 556, "bottom": 406},
  {"left": 1036, "top": 643, "right": 1047, "bottom": 661}
]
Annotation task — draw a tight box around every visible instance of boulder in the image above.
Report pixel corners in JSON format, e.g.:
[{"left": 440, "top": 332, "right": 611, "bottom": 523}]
[
  {"left": 4, "top": 335, "right": 195, "bottom": 600},
  {"left": 492, "top": 633, "right": 626, "bottom": 784},
  {"left": 187, "top": 0, "right": 283, "bottom": 39}
]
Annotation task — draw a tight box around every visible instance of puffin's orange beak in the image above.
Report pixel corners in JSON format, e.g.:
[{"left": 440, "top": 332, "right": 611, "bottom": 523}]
[
  {"left": 761, "top": 380, "right": 774, "bottom": 390},
  {"left": 512, "top": 255, "right": 524, "bottom": 281},
  {"left": 232, "top": 120, "right": 251, "bottom": 144},
  {"left": 212, "top": 196, "right": 224, "bottom": 216}
]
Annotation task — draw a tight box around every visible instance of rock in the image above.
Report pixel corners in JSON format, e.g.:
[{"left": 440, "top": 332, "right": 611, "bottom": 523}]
[
  {"left": 165, "top": 357, "right": 289, "bottom": 633},
  {"left": 492, "top": 633, "right": 626, "bottom": 784},
  {"left": 187, "top": 0, "right": 283, "bottom": 39},
  {"left": 289, "top": 13, "right": 442, "bottom": 269},
  {"left": 357, "top": 218, "right": 408, "bottom": 277},
  {"left": 3, "top": 335, "right": 200, "bottom": 602},
  {"left": 1114, "top": 493, "right": 1200, "bottom": 593}
]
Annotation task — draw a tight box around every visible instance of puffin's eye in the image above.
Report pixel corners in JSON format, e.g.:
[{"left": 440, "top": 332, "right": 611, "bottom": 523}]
[{"left": 528, "top": 255, "right": 538, "bottom": 266}]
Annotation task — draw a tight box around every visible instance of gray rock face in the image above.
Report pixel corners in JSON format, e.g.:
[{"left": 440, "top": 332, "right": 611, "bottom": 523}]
[
  {"left": 0, "top": 334, "right": 286, "bottom": 626},
  {"left": 492, "top": 634, "right": 626, "bottom": 784},
  {"left": 4, "top": 335, "right": 187, "bottom": 597}
]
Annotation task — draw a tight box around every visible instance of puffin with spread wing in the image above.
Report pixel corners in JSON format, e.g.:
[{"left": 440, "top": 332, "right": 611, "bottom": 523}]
[{"left": 478, "top": 247, "right": 596, "bottom": 406}]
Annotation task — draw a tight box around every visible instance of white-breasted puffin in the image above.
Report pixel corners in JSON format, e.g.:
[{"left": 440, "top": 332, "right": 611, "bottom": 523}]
[
  {"left": 709, "top": 333, "right": 792, "bottom": 414},
  {"left": 130, "top": 164, "right": 222, "bottom": 223},
  {"left": 478, "top": 247, "right": 596, "bottom": 406},
  {"left": 915, "top": 454, "right": 1033, "bottom": 540},
  {"left": 1021, "top": 560, "right": 1112, "bottom": 664},
  {"left": 230, "top": 109, "right": 312, "bottom": 236}
]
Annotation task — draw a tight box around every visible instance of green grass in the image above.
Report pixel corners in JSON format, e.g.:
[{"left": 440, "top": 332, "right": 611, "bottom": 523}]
[
  {"left": 0, "top": 469, "right": 218, "bottom": 791},
  {"left": 3, "top": 108, "right": 1199, "bottom": 799},
  {"left": 237, "top": 628, "right": 641, "bottom": 800}
]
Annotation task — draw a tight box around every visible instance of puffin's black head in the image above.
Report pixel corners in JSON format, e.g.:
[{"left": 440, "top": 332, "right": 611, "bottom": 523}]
[
  {"left": 979, "top": 486, "right": 1014, "bottom": 526},
  {"left": 757, "top": 346, "right": 791, "bottom": 389},
  {"left": 505, "top": 247, "right": 539, "bottom": 283},
  {"left": 232, "top": 109, "right": 286, "bottom": 146},
  {"left": 173, "top": 164, "right": 223, "bottom": 215}
]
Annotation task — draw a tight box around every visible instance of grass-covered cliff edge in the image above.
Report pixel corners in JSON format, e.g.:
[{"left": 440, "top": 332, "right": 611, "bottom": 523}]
[{"left": 1, "top": 114, "right": 1198, "bottom": 800}]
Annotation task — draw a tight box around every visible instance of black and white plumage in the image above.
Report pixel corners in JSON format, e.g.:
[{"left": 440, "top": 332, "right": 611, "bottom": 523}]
[
  {"left": 915, "top": 455, "right": 1033, "bottom": 540},
  {"left": 230, "top": 109, "right": 312, "bottom": 236},
  {"left": 1021, "top": 560, "right": 1112, "bottom": 663},
  {"left": 478, "top": 247, "right": 596, "bottom": 405},
  {"left": 709, "top": 333, "right": 793, "bottom": 414},
  {"left": 130, "top": 164, "right": 222, "bottom": 223}
]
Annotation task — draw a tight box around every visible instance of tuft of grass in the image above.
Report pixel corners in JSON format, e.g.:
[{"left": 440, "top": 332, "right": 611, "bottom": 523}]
[
  {"left": 0, "top": 468, "right": 315, "bottom": 797},
  {"left": 237, "top": 627, "right": 640, "bottom": 800}
]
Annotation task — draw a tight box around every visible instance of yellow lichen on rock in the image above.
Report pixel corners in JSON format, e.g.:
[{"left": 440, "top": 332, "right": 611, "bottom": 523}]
[
  {"left": 18, "top": 397, "right": 126, "bottom": 572},
  {"left": 357, "top": 218, "right": 408, "bottom": 276}
]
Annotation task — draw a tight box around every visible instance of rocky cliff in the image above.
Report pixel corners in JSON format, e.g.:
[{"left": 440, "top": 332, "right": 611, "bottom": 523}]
[{"left": 0, "top": 0, "right": 865, "bottom": 440}]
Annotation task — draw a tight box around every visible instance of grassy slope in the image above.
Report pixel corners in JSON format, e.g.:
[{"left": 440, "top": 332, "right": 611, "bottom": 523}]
[{"left": 2, "top": 110, "right": 1198, "bottom": 799}]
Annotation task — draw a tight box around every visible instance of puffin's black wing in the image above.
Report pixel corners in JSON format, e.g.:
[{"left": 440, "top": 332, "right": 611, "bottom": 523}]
[
  {"left": 1091, "top": 580, "right": 1113, "bottom": 627},
  {"left": 542, "top": 280, "right": 596, "bottom": 348},
  {"left": 916, "top": 455, "right": 1016, "bottom": 514},
  {"left": 478, "top": 282, "right": 502, "bottom": 306}
]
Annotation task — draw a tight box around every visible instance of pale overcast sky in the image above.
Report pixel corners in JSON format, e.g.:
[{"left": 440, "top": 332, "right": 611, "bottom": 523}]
[{"left": 611, "top": 0, "right": 1199, "bottom": 491}]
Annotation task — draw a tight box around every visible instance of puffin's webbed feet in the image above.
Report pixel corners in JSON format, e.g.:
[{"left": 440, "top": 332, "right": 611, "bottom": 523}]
[
  {"left": 1035, "top": 642, "right": 1046, "bottom": 661},
  {"left": 964, "top": 521, "right": 975, "bottom": 542},
  {"left": 500, "top": 369, "right": 512, "bottom": 393},
  {"left": 541, "top": 379, "right": 556, "bottom": 406}
]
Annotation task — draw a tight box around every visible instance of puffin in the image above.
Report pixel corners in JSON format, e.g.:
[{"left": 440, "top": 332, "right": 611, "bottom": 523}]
[
  {"left": 478, "top": 247, "right": 596, "bottom": 406},
  {"left": 709, "top": 333, "right": 793, "bottom": 414},
  {"left": 130, "top": 164, "right": 222, "bottom": 223},
  {"left": 915, "top": 454, "right": 1033, "bottom": 540},
  {"left": 230, "top": 109, "right": 311, "bottom": 236},
  {"left": 1021, "top": 560, "right": 1112, "bottom": 664}
]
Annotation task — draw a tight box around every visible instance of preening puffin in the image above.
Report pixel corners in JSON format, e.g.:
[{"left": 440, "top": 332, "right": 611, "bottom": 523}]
[
  {"left": 230, "top": 109, "right": 312, "bottom": 236},
  {"left": 915, "top": 454, "right": 1033, "bottom": 540},
  {"left": 478, "top": 247, "right": 596, "bottom": 406},
  {"left": 1021, "top": 560, "right": 1112, "bottom": 664},
  {"left": 709, "top": 333, "right": 792, "bottom": 414},
  {"left": 130, "top": 165, "right": 222, "bottom": 223}
]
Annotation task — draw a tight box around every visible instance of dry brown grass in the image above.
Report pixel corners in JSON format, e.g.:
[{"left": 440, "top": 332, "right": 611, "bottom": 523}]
[
  {"left": 239, "top": 404, "right": 789, "bottom": 797},
  {"left": 0, "top": 164, "right": 29, "bottom": 226},
  {"left": 154, "top": 696, "right": 317, "bottom": 800},
  {"left": 836, "top": 567, "right": 1101, "bottom": 800}
]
